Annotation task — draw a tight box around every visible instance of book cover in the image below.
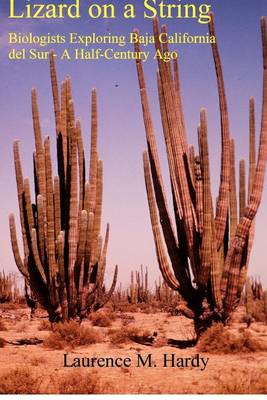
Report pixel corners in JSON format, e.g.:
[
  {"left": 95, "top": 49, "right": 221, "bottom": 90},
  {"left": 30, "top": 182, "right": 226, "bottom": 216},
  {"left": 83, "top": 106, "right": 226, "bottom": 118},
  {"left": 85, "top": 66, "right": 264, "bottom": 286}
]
[{"left": 0, "top": 0, "right": 266, "bottom": 395}]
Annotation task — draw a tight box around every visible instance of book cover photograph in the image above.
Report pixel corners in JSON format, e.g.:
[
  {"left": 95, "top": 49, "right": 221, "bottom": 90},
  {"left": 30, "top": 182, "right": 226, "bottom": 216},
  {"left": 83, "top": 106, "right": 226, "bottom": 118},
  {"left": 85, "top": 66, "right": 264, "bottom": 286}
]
[{"left": 0, "top": 0, "right": 267, "bottom": 395}]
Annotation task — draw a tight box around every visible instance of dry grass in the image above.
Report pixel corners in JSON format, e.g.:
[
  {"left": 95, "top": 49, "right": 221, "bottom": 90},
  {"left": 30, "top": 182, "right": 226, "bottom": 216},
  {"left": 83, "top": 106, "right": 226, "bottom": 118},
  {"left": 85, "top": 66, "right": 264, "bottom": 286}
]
[
  {"left": 30, "top": 356, "right": 47, "bottom": 366},
  {"left": 57, "top": 371, "right": 113, "bottom": 394},
  {"left": 15, "top": 322, "right": 28, "bottom": 332},
  {"left": 91, "top": 311, "right": 116, "bottom": 327},
  {"left": 38, "top": 319, "right": 51, "bottom": 331},
  {"left": 0, "top": 303, "right": 25, "bottom": 310},
  {"left": 245, "top": 299, "right": 266, "bottom": 323},
  {"left": 198, "top": 323, "right": 264, "bottom": 354},
  {"left": 214, "top": 368, "right": 267, "bottom": 394},
  {"left": 108, "top": 326, "right": 151, "bottom": 346},
  {"left": 0, "top": 338, "right": 6, "bottom": 348},
  {"left": 115, "top": 303, "right": 139, "bottom": 313},
  {"left": 0, "top": 368, "right": 42, "bottom": 394},
  {"left": 44, "top": 320, "right": 103, "bottom": 350},
  {"left": 0, "top": 320, "right": 7, "bottom": 331}
]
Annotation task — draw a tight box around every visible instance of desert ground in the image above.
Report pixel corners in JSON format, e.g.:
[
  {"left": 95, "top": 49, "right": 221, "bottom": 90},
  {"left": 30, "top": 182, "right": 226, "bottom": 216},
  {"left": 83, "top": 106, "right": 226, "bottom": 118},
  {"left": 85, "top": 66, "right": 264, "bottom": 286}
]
[{"left": 0, "top": 303, "right": 266, "bottom": 394}]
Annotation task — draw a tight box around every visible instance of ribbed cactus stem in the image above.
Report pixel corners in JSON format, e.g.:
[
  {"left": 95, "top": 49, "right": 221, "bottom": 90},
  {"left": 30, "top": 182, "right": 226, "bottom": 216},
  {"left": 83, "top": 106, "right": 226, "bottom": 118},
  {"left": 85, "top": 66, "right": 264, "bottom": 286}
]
[
  {"left": 239, "top": 160, "right": 246, "bottom": 220},
  {"left": 10, "top": 53, "right": 117, "bottom": 321},
  {"left": 136, "top": 15, "right": 266, "bottom": 331},
  {"left": 230, "top": 139, "right": 238, "bottom": 242}
]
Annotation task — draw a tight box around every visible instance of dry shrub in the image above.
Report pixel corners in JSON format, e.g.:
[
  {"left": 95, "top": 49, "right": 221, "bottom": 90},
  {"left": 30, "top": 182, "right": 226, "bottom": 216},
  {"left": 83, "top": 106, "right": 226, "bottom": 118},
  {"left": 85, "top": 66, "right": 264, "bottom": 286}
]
[
  {"left": 15, "top": 322, "right": 28, "bottom": 332},
  {"left": 57, "top": 371, "right": 109, "bottom": 394},
  {"left": 215, "top": 368, "right": 267, "bottom": 394},
  {"left": 138, "top": 303, "right": 158, "bottom": 314},
  {"left": 116, "top": 303, "right": 139, "bottom": 313},
  {"left": 0, "top": 303, "right": 25, "bottom": 310},
  {"left": 91, "top": 311, "right": 115, "bottom": 327},
  {"left": 108, "top": 326, "right": 151, "bottom": 346},
  {"left": 30, "top": 356, "right": 46, "bottom": 366},
  {"left": 38, "top": 319, "right": 51, "bottom": 331},
  {"left": 44, "top": 320, "right": 103, "bottom": 350},
  {"left": 198, "top": 323, "right": 264, "bottom": 353},
  {"left": 0, "top": 320, "right": 7, "bottom": 331},
  {"left": 0, "top": 338, "right": 6, "bottom": 348},
  {"left": 246, "top": 299, "right": 265, "bottom": 323},
  {"left": 0, "top": 368, "right": 42, "bottom": 394}
]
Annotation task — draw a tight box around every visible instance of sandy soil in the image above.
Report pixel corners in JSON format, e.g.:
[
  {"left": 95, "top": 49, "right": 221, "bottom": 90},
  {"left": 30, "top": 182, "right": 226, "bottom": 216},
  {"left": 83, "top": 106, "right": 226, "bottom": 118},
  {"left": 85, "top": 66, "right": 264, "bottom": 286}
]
[{"left": 0, "top": 305, "right": 266, "bottom": 394}]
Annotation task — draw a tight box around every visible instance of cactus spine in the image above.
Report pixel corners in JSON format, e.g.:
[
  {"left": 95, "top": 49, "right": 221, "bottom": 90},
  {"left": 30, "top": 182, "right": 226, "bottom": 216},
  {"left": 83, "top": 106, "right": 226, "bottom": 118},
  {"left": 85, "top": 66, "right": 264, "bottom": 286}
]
[
  {"left": 9, "top": 52, "right": 118, "bottom": 322},
  {"left": 135, "top": 16, "right": 267, "bottom": 334}
]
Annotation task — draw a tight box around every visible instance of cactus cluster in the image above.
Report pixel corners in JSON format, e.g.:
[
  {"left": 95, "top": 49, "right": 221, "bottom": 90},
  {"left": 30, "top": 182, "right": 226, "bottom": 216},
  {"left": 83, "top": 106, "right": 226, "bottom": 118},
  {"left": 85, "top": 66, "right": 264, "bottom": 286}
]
[
  {"left": 9, "top": 52, "right": 117, "bottom": 322},
  {"left": 155, "top": 277, "right": 181, "bottom": 305},
  {"left": 135, "top": 15, "right": 267, "bottom": 333},
  {"left": 0, "top": 271, "right": 20, "bottom": 303},
  {"left": 129, "top": 265, "right": 148, "bottom": 304}
]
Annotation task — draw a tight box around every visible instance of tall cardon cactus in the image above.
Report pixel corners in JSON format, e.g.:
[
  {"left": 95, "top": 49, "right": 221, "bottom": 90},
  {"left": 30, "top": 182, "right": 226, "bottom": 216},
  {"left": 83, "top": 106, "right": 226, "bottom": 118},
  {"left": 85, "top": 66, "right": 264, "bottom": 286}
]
[
  {"left": 135, "top": 15, "right": 267, "bottom": 336},
  {"left": 9, "top": 52, "right": 118, "bottom": 322}
]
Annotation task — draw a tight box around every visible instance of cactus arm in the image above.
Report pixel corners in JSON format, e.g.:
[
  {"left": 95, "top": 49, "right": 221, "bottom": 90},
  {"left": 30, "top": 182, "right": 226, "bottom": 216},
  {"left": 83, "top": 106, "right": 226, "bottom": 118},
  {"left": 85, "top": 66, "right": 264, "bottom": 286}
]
[
  {"left": 23, "top": 178, "right": 35, "bottom": 231},
  {"left": 36, "top": 195, "right": 45, "bottom": 263},
  {"left": 88, "top": 89, "right": 98, "bottom": 213},
  {"left": 54, "top": 176, "right": 61, "bottom": 240},
  {"left": 60, "top": 80, "right": 68, "bottom": 180},
  {"left": 195, "top": 156, "right": 204, "bottom": 235},
  {"left": 13, "top": 141, "right": 29, "bottom": 260},
  {"left": 223, "top": 18, "right": 267, "bottom": 315},
  {"left": 189, "top": 146, "right": 196, "bottom": 187},
  {"left": 57, "top": 231, "right": 65, "bottom": 283},
  {"left": 143, "top": 152, "right": 180, "bottom": 292},
  {"left": 248, "top": 98, "right": 256, "bottom": 198},
  {"left": 90, "top": 160, "right": 103, "bottom": 266},
  {"left": 198, "top": 109, "right": 212, "bottom": 286},
  {"left": 30, "top": 228, "right": 47, "bottom": 284},
  {"left": 31, "top": 89, "right": 46, "bottom": 203},
  {"left": 239, "top": 160, "right": 246, "bottom": 220},
  {"left": 9, "top": 214, "right": 29, "bottom": 279},
  {"left": 44, "top": 137, "right": 57, "bottom": 280},
  {"left": 93, "top": 264, "right": 118, "bottom": 312},
  {"left": 68, "top": 124, "right": 78, "bottom": 314},
  {"left": 49, "top": 50, "right": 61, "bottom": 135},
  {"left": 96, "top": 223, "right": 109, "bottom": 288},
  {"left": 76, "top": 120, "right": 85, "bottom": 212},
  {"left": 229, "top": 139, "right": 238, "bottom": 242},
  {"left": 76, "top": 210, "right": 87, "bottom": 271},
  {"left": 152, "top": 19, "right": 197, "bottom": 276},
  {"left": 135, "top": 34, "right": 193, "bottom": 285},
  {"left": 208, "top": 13, "right": 231, "bottom": 251}
]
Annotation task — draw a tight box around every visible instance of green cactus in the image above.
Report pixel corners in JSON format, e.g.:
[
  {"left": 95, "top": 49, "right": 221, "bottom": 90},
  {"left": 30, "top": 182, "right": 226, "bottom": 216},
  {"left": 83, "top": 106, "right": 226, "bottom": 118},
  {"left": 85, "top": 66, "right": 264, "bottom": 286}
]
[
  {"left": 135, "top": 15, "right": 267, "bottom": 335},
  {"left": 9, "top": 52, "right": 118, "bottom": 322}
]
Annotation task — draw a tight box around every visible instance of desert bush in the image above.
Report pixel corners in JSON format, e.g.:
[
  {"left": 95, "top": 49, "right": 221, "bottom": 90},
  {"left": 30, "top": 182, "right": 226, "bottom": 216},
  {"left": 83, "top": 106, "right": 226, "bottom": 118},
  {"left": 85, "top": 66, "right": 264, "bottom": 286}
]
[
  {"left": 0, "top": 320, "right": 7, "bottom": 331},
  {"left": 215, "top": 368, "right": 267, "bottom": 394},
  {"left": 108, "top": 326, "right": 151, "bottom": 346},
  {"left": 0, "top": 338, "right": 6, "bottom": 348},
  {"left": 38, "top": 319, "right": 51, "bottom": 331},
  {"left": 15, "top": 322, "right": 28, "bottom": 332},
  {"left": 57, "top": 371, "right": 105, "bottom": 394},
  {"left": 0, "top": 368, "right": 41, "bottom": 394},
  {"left": 30, "top": 356, "right": 46, "bottom": 366},
  {"left": 91, "top": 311, "right": 115, "bottom": 327},
  {"left": 115, "top": 303, "right": 139, "bottom": 313},
  {"left": 198, "top": 323, "right": 264, "bottom": 353},
  {"left": 0, "top": 303, "right": 25, "bottom": 310},
  {"left": 44, "top": 320, "right": 103, "bottom": 350},
  {"left": 248, "top": 299, "right": 265, "bottom": 322}
]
